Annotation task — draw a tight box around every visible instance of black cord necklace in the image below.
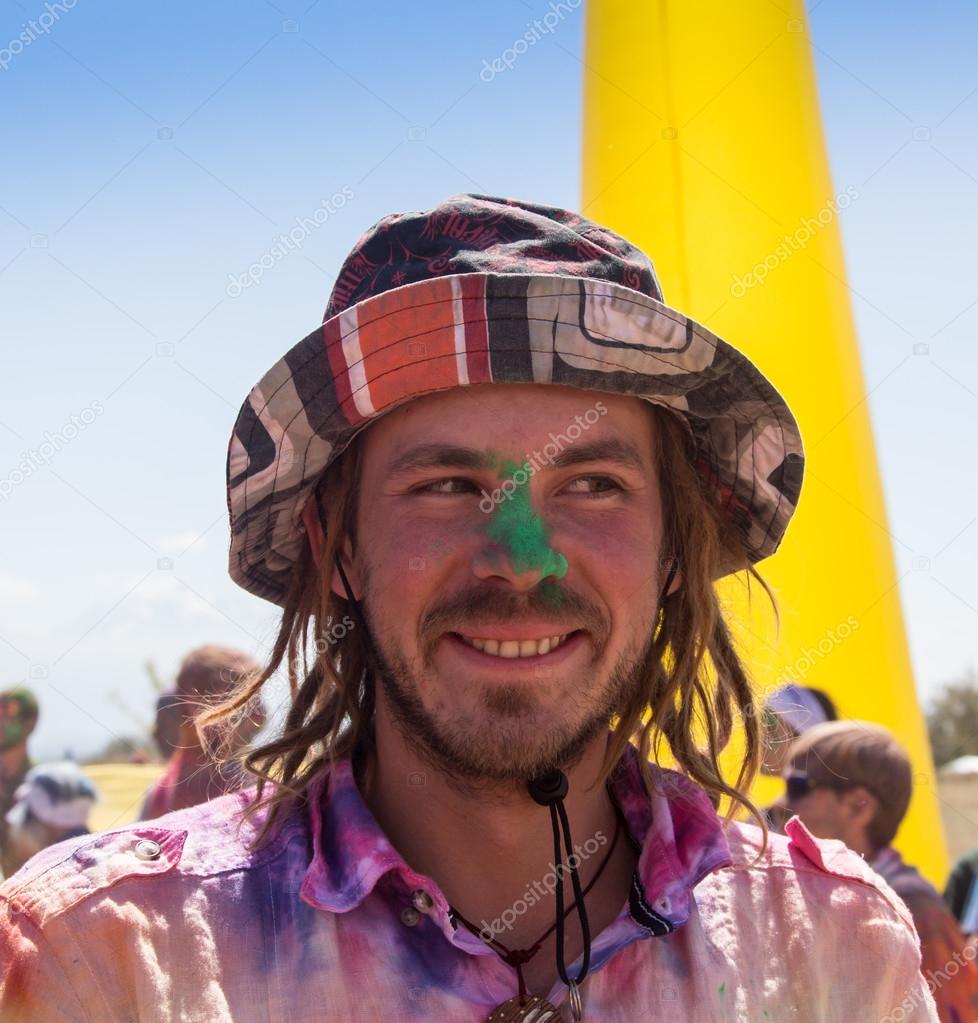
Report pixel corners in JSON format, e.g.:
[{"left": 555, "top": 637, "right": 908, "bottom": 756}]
[{"left": 449, "top": 769, "right": 622, "bottom": 1022}]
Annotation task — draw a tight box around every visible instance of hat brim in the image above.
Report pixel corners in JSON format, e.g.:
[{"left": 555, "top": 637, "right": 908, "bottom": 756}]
[{"left": 227, "top": 272, "right": 803, "bottom": 605}]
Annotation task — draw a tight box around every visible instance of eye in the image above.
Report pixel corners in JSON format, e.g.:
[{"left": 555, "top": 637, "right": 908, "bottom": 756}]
[
  {"left": 562, "top": 475, "right": 624, "bottom": 497},
  {"left": 411, "top": 477, "right": 481, "bottom": 495}
]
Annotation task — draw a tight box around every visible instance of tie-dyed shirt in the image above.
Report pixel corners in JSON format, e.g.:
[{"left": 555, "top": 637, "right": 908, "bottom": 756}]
[{"left": 0, "top": 742, "right": 939, "bottom": 1021}]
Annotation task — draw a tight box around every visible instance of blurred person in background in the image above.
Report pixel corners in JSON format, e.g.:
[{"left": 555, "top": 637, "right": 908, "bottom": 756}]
[
  {"left": 138, "top": 646, "right": 266, "bottom": 820},
  {"left": 945, "top": 847, "right": 978, "bottom": 957},
  {"left": 1, "top": 762, "right": 97, "bottom": 880},
  {"left": 0, "top": 689, "right": 39, "bottom": 866},
  {"left": 761, "top": 683, "right": 838, "bottom": 776},
  {"left": 783, "top": 720, "right": 978, "bottom": 1023},
  {"left": 150, "top": 689, "right": 184, "bottom": 761},
  {"left": 758, "top": 683, "right": 838, "bottom": 832}
]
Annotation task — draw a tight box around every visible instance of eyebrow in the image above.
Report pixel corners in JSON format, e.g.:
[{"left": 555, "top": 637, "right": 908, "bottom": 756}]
[{"left": 386, "top": 438, "right": 647, "bottom": 478}]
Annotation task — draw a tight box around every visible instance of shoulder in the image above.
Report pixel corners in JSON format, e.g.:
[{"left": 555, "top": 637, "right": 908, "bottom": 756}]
[
  {"left": 0, "top": 784, "right": 305, "bottom": 929},
  {"left": 704, "top": 813, "right": 919, "bottom": 938}
]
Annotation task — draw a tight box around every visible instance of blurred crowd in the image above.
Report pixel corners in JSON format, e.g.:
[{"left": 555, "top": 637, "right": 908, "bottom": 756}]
[{"left": 0, "top": 644, "right": 265, "bottom": 880}]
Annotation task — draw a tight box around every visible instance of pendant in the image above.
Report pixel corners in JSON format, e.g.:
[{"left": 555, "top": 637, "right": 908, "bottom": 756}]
[{"left": 486, "top": 995, "right": 563, "bottom": 1022}]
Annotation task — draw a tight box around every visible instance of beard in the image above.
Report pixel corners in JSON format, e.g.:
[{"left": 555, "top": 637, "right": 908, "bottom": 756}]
[{"left": 358, "top": 567, "right": 657, "bottom": 790}]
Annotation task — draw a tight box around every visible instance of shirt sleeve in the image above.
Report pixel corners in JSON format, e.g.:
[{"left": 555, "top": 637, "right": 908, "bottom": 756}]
[
  {"left": 0, "top": 898, "right": 90, "bottom": 1023},
  {"left": 867, "top": 898, "right": 944, "bottom": 1023}
]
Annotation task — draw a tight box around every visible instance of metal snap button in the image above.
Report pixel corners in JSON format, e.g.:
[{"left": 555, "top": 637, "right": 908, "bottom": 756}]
[
  {"left": 400, "top": 906, "right": 421, "bottom": 927},
  {"left": 134, "top": 839, "right": 162, "bottom": 861},
  {"left": 411, "top": 889, "right": 433, "bottom": 913}
]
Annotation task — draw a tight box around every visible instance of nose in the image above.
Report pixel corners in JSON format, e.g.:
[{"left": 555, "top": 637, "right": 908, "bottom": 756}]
[
  {"left": 472, "top": 545, "right": 563, "bottom": 592},
  {"left": 472, "top": 490, "right": 568, "bottom": 591}
]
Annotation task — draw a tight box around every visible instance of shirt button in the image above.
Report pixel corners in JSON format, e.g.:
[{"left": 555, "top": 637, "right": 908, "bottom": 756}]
[
  {"left": 411, "top": 889, "right": 434, "bottom": 913},
  {"left": 134, "top": 839, "right": 162, "bottom": 861},
  {"left": 400, "top": 906, "right": 421, "bottom": 927}
]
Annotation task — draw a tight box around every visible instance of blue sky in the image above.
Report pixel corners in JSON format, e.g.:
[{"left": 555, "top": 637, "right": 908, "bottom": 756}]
[{"left": 1, "top": 0, "right": 976, "bottom": 760}]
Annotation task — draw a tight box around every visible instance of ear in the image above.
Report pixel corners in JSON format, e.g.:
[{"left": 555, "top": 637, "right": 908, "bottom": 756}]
[{"left": 844, "top": 786, "right": 879, "bottom": 826}]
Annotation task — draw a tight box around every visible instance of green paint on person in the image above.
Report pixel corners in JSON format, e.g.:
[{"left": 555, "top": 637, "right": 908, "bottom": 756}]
[
  {"left": 537, "top": 578, "right": 565, "bottom": 607},
  {"left": 485, "top": 457, "right": 568, "bottom": 581}
]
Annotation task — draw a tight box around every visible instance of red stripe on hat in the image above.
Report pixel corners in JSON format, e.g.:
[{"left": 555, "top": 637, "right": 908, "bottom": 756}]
[
  {"left": 323, "top": 318, "right": 365, "bottom": 427},
  {"left": 459, "top": 274, "right": 491, "bottom": 383},
  {"left": 358, "top": 278, "right": 463, "bottom": 412}
]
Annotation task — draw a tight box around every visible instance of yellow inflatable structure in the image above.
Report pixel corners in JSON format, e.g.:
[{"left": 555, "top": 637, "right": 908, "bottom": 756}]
[{"left": 582, "top": 0, "right": 947, "bottom": 884}]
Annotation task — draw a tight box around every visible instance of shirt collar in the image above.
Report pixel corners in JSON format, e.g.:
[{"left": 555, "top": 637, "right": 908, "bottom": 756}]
[{"left": 299, "top": 740, "right": 732, "bottom": 933}]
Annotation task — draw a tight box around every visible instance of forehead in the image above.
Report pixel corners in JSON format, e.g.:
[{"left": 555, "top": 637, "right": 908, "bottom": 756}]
[{"left": 360, "top": 384, "right": 657, "bottom": 465}]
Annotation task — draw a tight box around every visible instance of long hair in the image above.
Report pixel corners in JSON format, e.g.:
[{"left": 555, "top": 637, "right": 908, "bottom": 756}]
[{"left": 198, "top": 405, "right": 775, "bottom": 857}]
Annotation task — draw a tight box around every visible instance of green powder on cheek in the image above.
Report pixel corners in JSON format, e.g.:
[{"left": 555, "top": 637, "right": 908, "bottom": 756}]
[{"left": 485, "top": 458, "right": 568, "bottom": 580}]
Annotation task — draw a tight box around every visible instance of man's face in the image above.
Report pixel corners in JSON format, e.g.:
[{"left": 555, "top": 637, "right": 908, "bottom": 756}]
[
  {"left": 335, "top": 383, "right": 674, "bottom": 782},
  {"left": 783, "top": 771, "right": 875, "bottom": 850},
  {"left": 784, "top": 785, "right": 849, "bottom": 840}
]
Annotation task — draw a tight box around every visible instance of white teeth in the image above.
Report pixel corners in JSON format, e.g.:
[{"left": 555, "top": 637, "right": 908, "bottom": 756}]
[{"left": 458, "top": 633, "right": 572, "bottom": 658}]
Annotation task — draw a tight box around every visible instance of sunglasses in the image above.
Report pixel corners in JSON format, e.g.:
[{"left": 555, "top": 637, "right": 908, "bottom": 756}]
[{"left": 783, "top": 771, "right": 852, "bottom": 802}]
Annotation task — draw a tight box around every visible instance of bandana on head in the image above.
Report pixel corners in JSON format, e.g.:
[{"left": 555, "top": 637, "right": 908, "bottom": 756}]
[{"left": 764, "top": 684, "right": 830, "bottom": 736}]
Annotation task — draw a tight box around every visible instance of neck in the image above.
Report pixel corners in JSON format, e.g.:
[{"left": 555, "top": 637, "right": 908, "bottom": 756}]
[
  {"left": 854, "top": 834, "right": 882, "bottom": 861},
  {"left": 359, "top": 705, "right": 637, "bottom": 992},
  {"left": 0, "top": 743, "right": 28, "bottom": 780}
]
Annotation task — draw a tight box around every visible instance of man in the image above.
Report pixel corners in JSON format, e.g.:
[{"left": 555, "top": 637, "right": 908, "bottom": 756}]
[
  {"left": 784, "top": 719, "right": 978, "bottom": 1022},
  {"left": 138, "top": 645, "right": 266, "bottom": 819},
  {"left": 0, "top": 688, "right": 38, "bottom": 871},
  {"left": 1, "top": 761, "right": 97, "bottom": 878},
  {"left": 0, "top": 195, "right": 938, "bottom": 1020}
]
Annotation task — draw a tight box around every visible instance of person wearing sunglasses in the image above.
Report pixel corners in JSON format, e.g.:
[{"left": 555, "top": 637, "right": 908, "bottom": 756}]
[{"left": 783, "top": 719, "right": 978, "bottom": 1023}]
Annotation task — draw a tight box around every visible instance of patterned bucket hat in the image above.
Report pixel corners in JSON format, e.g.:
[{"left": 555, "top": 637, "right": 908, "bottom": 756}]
[{"left": 227, "top": 193, "right": 804, "bottom": 605}]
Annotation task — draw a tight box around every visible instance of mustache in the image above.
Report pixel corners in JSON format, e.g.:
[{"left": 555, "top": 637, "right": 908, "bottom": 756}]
[{"left": 419, "top": 581, "right": 607, "bottom": 655}]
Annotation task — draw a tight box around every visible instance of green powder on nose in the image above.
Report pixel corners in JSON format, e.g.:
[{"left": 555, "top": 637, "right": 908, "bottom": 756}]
[{"left": 486, "top": 458, "right": 568, "bottom": 580}]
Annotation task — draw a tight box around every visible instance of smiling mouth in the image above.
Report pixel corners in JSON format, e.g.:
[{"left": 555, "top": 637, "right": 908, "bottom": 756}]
[{"left": 452, "top": 632, "right": 577, "bottom": 659}]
